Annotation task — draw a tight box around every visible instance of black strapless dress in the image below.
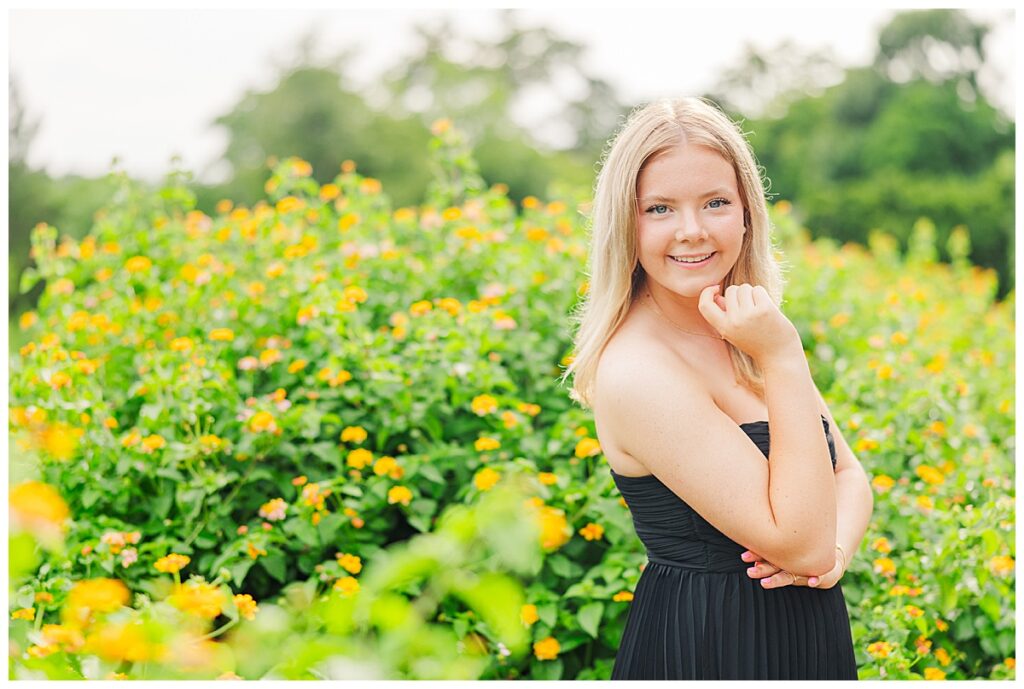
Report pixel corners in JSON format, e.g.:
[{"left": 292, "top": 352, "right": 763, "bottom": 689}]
[{"left": 609, "top": 415, "right": 858, "bottom": 680}]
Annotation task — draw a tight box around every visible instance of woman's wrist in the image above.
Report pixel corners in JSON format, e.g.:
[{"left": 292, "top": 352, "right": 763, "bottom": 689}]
[{"left": 835, "top": 544, "right": 848, "bottom": 572}]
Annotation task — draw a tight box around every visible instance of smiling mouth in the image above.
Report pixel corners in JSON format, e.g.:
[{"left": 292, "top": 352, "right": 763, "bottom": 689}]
[{"left": 669, "top": 252, "right": 715, "bottom": 265}]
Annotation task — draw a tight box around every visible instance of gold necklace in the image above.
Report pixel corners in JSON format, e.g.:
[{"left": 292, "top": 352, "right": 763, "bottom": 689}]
[{"left": 641, "top": 290, "right": 725, "bottom": 340}]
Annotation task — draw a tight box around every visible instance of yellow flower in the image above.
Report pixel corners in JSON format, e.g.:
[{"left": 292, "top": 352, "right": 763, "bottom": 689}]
[
  {"left": 341, "top": 426, "right": 368, "bottom": 443},
  {"left": 872, "top": 474, "right": 895, "bottom": 492},
  {"left": 168, "top": 580, "right": 225, "bottom": 619},
  {"left": 579, "top": 522, "right": 605, "bottom": 541},
  {"left": 288, "top": 359, "right": 308, "bottom": 374},
  {"left": 334, "top": 576, "right": 360, "bottom": 596},
  {"left": 154, "top": 554, "right": 191, "bottom": 574},
  {"left": 915, "top": 465, "right": 945, "bottom": 485},
  {"left": 347, "top": 448, "right": 374, "bottom": 469},
  {"left": 988, "top": 555, "right": 1014, "bottom": 576},
  {"left": 867, "top": 641, "right": 893, "bottom": 659},
  {"left": 336, "top": 553, "right": 362, "bottom": 574},
  {"left": 855, "top": 437, "right": 879, "bottom": 453},
  {"left": 474, "top": 437, "right": 500, "bottom": 452},
  {"left": 249, "top": 411, "right": 277, "bottom": 433},
  {"left": 140, "top": 434, "right": 166, "bottom": 453},
  {"left": 873, "top": 558, "right": 896, "bottom": 575},
  {"left": 517, "top": 402, "right": 541, "bottom": 417},
  {"left": 890, "top": 331, "right": 909, "bottom": 345},
  {"left": 828, "top": 312, "right": 850, "bottom": 328},
  {"left": 916, "top": 495, "right": 934, "bottom": 512},
  {"left": 430, "top": 118, "right": 452, "bottom": 136},
  {"left": 935, "top": 619, "right": 949, "bottom": 632},
  {"left": 10, "top": 481, "right": 69, "bottom": 539},
  {"left": 258, "top": 498, "right": 287, "bottom": 521},
  {"left": 872, "top": 537, "right": 892, "bottom": 554},
  {"left": 923, "top": 667, "right": 946, "bottom": 680},
  {"left": 83, "top": 620, "right": 165, "bottom": 662},
  {"left": 67, "top": 578, "right": 130, "bottom": 614},
  {"left": 574, "top": 437, "right": 602, "bottom": 458},
  {"left": 963, "top": 423, "right": 979, "bottom": 438},
  {"left": 905, "top": 605, "right": 924, "bottom": 618},
  {"left": 388, "top": 486, "right": 413, "bottom": 506},
  {"left": 471, "top": 394, "right": 498, "bottom": 416},
  {"left": 373, "top": 455, "right": 399, "bottom": 476},
  {"left": 537, "top": 505, "right": 570, "bottom": 551},
  {"left": 319, "top": 183, "right": 340, "bottom": 201},
  {"left": 521, "top": 604, "right": 539, "bottom": 625},
  {"left": 522, "top": 196, "right": 541, "bottom": 210},
  {"left": 12, "top": 608, "right": 35, "bottom": 621},
  {"left": 124, "top": 256, "right": 152, "bottom": 274},
  {"left": 533, "top": 636, "right": 560, "bottom": 661},
  {"left": 934, "top": 648, "right": 951, "bottom": 666},
  {"left": 474, "top": 467, "right": 501, "bottom": 491},
  {"left": 927, "top": 420, "right": 947, "bottom": 436},
  {"left": 233, "top": 593, "right": 259, "bottom": 621},
  {"left": 612, "top": 591, "right": 634, "bottom": 602},
  {"left": 410, "top": 300, "right": 433, "bottom": 316},
  {"left": 343, "top": 285, "right": 368, "bottom": 303},
  {"left": 538, "top": 472, "right": 558, "bottom": 486}
]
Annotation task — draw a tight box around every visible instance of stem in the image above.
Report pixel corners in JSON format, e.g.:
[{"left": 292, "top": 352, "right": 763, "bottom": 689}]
[{"left": 199, "top": 617, "right": 239, "bottom": 641}]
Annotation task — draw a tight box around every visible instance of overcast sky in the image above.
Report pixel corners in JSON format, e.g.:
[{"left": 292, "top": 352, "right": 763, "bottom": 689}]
[{"left": 8, "top": 6, "right": 1016, "bottom": 184}]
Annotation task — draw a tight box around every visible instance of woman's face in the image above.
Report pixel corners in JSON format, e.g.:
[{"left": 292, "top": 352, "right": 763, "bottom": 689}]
[{"left": 635, "top": 142, "right": 747, "bottom": 298}]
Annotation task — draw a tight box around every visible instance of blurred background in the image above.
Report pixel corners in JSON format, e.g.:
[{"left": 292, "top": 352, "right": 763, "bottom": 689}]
[{"left": 8, "top": 7, "right": 1017, "bottom": 333}]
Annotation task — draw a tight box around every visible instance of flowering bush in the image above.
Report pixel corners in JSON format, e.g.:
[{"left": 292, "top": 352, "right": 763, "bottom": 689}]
[{"left": 9, "top": 123, "right": 1014, "bottom": 679}]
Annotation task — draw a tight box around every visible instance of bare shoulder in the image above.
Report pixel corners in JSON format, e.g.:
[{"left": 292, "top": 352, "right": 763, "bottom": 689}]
[{"left": 592, "top": 315, "right": 802, "bottom": 570}]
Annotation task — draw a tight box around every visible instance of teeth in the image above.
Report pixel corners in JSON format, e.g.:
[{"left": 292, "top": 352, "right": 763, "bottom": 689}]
[{"left": 671, "top": 253, "right": 713, "bottom": 263}]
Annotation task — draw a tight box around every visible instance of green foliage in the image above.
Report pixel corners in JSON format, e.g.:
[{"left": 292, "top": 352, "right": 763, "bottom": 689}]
[{"left": 9, "top": 125, "right": 1014, "bottom": 680}]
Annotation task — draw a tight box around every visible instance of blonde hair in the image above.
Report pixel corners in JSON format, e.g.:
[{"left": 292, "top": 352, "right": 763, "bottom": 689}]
[{"left": 562, "top": 96, "right": 786, "bottom": 410}]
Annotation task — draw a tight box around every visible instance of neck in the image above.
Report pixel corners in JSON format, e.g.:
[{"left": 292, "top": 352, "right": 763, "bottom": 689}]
[{"left": 643, "top": 280, "right": 721, "bottom": 337}]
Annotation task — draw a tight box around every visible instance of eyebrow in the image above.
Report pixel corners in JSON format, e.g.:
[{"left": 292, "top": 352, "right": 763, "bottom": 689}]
[{"left": 637, "top": 188, "right": 736, "bottom": 205}]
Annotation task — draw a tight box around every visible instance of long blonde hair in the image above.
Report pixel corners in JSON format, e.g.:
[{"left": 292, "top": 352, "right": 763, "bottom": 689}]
[{"left": 562, "top": 96, "right": 786, "bottom": 409}]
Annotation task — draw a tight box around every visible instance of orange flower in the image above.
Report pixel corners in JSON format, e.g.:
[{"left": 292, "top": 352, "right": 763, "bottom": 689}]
[
  {"left": 10, "top": 481, "right": 70, "bottom": 541},
  {"left": 233, "top": 593, "right": 259, "bottom": 621},
  {"left": 579, "top": 522, "right": 605, "bottom": 541},
  {"left": 388, "top": 486, "right": 413, "bottom": 506},
  {"left": 533, "top": 636, "right": 560, "bottom": 661},
  {"left": 538, "top": 472, "right": 558, "bottom": 486},
  {"left": 168, "top": 580, "right": 225, "bottom": 619},
  {"left": 612, "top": 591, "right": 634, "bottom": 602},
  {"left": 474, "top": 437, "right": 500, "bottom": 452},
  {"left": 154, "top": 553, "right": 191, "bottom": 574},
  {"left": 336, "top": 553, "right": 363, "bottom": 574},
  {"left": 471, "top": 394, "right": 498, "bottom": 416},
  {"left": 341, "top": 426, "right": 368, "bottom": 443},
  {"left": 474, "top": 467, "right": 501, "bottom": 491},
  {"left": 67, "top": 578, "right": 130, "bottom": 615},
  {"left": 520, "top": 604, "right": 539, "bottom": 626},
  {"left": 334, "top": 576, "right": 360, "bottom": 596},
  {"left": 574, "top": 438, "right": 601, "bottom": 458}
]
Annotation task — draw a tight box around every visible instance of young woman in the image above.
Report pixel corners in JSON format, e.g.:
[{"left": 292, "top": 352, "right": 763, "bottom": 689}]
[{"left": 563, "top": 97, "right": 874, "bottom": 680}]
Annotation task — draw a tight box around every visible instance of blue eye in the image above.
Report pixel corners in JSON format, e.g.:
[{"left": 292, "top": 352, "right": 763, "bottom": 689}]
[
  {"left": 708, "top": 198, "right": 731, "bottom": 209},
  {"left": 646, "top": 204, "right": 669, "bottom": 215}
]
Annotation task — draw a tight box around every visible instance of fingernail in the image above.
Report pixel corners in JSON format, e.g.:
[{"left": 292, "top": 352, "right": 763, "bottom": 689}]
[
  {"left": 809, "top": 578, "right": 818, "bottom": 586},
  {"left": 761, "top": 578, "right": 770, "bottom": 587},
  {"left": 740, "top": 552, "right": 750, "bottom": 561}
]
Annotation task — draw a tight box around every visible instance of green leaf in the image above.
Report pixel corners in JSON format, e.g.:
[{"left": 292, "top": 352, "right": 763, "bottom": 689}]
[
  {"left": 284, "top": 518, "right": 320, "bottom": 548},
  {"left": 260, "top": 552, "right": 287, "bottom": 583},
  {"left": 531, "top": 658, "right": 563, "bottom": 681},
  {"left": 419, "top": 463, "right": 445, "bottom": 485},
  {"left": 577, "top": 601, "right": 604, "bottom": 638},
  {"left": 548, "top": 554, "right": 572, "bottom": 578}
]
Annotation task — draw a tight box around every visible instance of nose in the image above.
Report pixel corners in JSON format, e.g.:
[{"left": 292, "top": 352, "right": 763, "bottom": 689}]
[{"left": 674, "top": 209, "right": 707, "bottom": 242}]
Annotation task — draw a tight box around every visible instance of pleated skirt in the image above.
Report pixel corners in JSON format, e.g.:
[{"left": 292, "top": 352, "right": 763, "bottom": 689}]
[{"left": 611, "top": 561, "right": 859, "bottom": 680}]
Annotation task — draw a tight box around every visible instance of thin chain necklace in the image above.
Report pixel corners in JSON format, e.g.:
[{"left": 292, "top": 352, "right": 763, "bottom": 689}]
[{"left": 640, "top": 290, "right": 725, "bottom": 340}]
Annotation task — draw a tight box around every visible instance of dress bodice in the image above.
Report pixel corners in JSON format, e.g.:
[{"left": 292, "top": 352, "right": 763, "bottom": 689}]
[{"left": 610, "top": 415, "right": 837, "bottom": 572}]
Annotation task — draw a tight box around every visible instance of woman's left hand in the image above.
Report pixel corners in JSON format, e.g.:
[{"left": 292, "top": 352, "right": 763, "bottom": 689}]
[{"left": 740, "top": 549, "right": 844, "bottom": 589}]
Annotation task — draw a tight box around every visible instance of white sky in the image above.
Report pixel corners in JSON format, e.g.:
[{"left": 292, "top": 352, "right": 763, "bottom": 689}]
[{"left": 7, "top": 5, "right": 1017, "bottom": 184}]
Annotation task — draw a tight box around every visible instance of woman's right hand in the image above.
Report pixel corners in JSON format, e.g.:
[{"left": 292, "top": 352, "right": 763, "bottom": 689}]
[{"left": 698, "top": 283, "right": 802, "bottom": 365}]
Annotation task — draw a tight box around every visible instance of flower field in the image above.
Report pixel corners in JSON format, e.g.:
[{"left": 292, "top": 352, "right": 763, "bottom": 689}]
[{"left": 8, "top": 124, "right": 1015, "bottom": 680}]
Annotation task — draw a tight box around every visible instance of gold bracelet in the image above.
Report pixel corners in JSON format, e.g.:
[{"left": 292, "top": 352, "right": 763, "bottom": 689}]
[{"left": 835, "top": 544, "right": 848, "bottom": 571}]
